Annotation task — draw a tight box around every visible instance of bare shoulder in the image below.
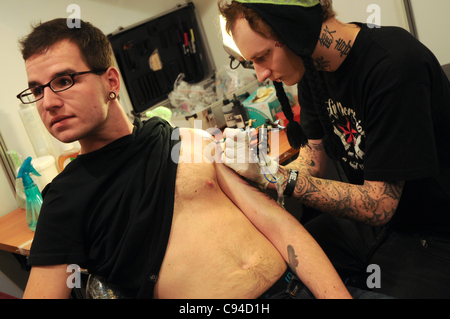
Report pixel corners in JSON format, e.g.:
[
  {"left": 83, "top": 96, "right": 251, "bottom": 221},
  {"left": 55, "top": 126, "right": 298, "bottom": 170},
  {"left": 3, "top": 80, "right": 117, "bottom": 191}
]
[{"left": 177, "top": 128, "right": 222, "bottom": 164}]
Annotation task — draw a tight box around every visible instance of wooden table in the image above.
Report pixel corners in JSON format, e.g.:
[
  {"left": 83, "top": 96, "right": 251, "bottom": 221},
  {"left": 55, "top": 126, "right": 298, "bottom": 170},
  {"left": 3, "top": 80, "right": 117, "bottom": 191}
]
[
  {"left": 270, "top": 130, "right": 299, "bottom": 164},
  {"left": 0, "top": 208, "right": 34, "bottom": 256}
]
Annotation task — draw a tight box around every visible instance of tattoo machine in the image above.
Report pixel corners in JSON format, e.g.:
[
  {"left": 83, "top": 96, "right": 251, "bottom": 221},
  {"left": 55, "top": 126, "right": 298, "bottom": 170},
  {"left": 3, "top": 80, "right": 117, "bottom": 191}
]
[{"left": 246, "top": 119, "right": 286, "bottom": 207}]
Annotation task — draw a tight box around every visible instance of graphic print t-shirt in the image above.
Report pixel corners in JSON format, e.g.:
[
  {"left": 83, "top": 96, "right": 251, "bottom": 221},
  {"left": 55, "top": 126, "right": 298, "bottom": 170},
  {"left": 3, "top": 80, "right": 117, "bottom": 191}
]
[{"left": 299, "top": 23, "right": 450, "bottom": 233}]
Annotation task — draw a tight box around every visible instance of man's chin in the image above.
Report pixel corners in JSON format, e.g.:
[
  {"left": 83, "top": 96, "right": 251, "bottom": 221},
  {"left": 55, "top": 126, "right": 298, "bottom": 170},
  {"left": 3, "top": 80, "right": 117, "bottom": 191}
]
[{"left": 53, "top": 133, "right": 78, "bottom": 145}]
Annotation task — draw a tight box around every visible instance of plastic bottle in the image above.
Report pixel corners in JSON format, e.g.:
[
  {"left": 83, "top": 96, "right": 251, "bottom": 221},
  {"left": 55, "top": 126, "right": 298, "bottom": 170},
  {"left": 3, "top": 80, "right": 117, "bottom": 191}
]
[
  {"left": 18, "top": 103, "right": 60, "bottom": 172},
  {"left": 58, "top": 142, "right": 80, "bottom": 171},
  {"left": 222, "top": 94, "right": 236, "bottom": 128},
  {"left": 232, "top": 94, "right": 249, "bottom": 129},
  {"left": 17, "top": 157, "right": 43, "bottom": 231},
  {"left": 33, "top": 156, "right": 59, "bottom": 190},
  {"left": 15, "top": 156, "right": 57, "bottom": 209}
]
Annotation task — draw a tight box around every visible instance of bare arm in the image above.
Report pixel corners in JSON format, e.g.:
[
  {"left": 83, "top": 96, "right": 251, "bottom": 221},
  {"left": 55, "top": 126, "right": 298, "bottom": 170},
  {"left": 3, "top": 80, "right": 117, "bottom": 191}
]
[
  {"left": 215, "top": 162, "right": 352, "bottom": 299},
  {"left": 23, "top": 265, "right": 72, "bottom": 299},
  {"left": 270, "top": 140, "right": 404, "bottom": 226}
]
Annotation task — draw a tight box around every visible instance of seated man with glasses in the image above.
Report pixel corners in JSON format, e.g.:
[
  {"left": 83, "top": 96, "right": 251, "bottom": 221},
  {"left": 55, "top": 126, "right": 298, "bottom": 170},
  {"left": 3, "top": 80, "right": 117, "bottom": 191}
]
[{"left": 18, "top": 18, "right": 353, "bottom": 299}]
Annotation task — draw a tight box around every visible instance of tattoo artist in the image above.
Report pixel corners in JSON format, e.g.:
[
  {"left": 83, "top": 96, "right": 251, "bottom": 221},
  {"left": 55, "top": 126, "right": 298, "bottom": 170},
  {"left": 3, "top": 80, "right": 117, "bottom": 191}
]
[{"left": 219, "top": 0, "right": 450, "bottom": 298}]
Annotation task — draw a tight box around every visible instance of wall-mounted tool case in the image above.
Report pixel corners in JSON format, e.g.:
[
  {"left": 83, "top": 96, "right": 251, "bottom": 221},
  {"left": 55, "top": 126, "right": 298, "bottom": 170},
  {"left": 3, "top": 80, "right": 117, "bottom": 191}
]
[{"left": 108, "top": 3, "right": 214, "bottom": 115}]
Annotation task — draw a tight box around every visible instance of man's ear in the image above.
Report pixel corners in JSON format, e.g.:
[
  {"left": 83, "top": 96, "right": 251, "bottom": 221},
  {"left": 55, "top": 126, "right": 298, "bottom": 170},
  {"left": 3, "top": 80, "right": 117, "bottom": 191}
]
[{"left": 105, "top": 67, "right": 121, "bottom": 94}]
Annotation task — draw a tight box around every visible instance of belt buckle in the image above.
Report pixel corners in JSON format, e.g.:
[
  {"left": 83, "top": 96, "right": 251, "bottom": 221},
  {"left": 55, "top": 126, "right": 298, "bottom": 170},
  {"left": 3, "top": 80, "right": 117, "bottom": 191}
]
[
  {"left": 287, "top": 276, "right": 314, "bottom": 299},
  {"left": 287, "top": 276, "right": 302, "bottom": 298}
]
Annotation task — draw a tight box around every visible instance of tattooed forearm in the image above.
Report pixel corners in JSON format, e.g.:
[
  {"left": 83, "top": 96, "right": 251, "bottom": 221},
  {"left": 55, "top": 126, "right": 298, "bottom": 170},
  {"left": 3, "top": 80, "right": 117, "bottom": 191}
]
[
  {"left": 277, "top": 138, "right": 403, "bottom": 226},
  {"left": 293, "top": 176, "right": 404, "bottom": 226},
  {"left": 286, "top": 142, "right": 326, "bottom": 177},
  {"left": 276, "top": 141, "right": 328, "bottom": 196}
]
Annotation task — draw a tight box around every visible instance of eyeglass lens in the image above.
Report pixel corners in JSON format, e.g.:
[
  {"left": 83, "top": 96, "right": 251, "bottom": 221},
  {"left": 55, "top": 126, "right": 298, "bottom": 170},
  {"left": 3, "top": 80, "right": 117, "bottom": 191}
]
[{"left": 21, "top": 75, "right": 74, "bottom": 103}]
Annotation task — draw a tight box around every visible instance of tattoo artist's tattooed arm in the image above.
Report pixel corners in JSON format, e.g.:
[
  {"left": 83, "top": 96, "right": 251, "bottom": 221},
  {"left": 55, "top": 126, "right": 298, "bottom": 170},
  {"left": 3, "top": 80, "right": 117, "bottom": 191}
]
[
  {"left": 271, "top": 139, "right": 404, "bottom": 226},
  {"left": 293, "top": 177, "right": 404, "bottom": 226},
  {"left": 286, "top": 141, "right": 328, "bottom": 178}
]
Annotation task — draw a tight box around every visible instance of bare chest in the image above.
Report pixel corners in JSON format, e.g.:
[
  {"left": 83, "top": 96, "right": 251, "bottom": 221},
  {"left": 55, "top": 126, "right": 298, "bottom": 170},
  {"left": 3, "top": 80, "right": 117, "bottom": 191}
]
[{"left": 174, "top": 161, "right": 219, "bottom": 202}]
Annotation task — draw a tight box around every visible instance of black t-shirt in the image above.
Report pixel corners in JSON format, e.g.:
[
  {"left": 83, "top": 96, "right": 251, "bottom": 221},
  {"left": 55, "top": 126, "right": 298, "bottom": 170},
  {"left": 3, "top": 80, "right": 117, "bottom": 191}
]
[
  {"left": 27, "top": 117, "right": 180, "bottom": 298},
  {"left": 299, "top": 23, "right": 450, "bottom": 234}
]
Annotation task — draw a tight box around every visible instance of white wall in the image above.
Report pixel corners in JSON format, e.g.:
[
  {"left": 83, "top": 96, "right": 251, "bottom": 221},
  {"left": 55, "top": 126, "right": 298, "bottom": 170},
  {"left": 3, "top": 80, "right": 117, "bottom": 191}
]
[
  {"left": 333, "top": 0, "right": 450, "bottom": 65},
  {"left": 333, "top": 0, "right": 409, "bottom": 30},
  {"left": 410, "top": 0, "right": 450, "bottom": 65}
]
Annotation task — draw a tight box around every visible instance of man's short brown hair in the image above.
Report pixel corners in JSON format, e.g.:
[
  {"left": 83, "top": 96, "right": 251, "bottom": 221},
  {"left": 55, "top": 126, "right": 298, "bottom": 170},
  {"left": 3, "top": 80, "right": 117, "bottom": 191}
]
[{"left": 19, "top": 18, "right": 113, "bottom": 70}]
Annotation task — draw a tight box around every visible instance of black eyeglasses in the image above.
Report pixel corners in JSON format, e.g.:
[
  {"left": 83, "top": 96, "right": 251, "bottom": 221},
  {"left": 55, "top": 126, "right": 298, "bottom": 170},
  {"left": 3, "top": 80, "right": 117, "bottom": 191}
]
[{"left": 17, "top": 69, "right": 107, "bottom": 104}]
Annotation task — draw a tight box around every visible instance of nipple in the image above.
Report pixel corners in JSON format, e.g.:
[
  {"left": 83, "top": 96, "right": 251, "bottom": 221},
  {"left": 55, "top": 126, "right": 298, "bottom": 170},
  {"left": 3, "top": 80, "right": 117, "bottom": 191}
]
[{"left": 205, "top": 179, "right": 215, "bottom": 188}]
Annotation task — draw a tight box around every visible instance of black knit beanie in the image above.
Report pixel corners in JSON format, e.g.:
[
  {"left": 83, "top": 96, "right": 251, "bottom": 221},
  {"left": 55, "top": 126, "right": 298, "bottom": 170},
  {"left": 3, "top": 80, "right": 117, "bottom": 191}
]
[{"left": 235, "top": 0, "right": 343, "bottom": 159}]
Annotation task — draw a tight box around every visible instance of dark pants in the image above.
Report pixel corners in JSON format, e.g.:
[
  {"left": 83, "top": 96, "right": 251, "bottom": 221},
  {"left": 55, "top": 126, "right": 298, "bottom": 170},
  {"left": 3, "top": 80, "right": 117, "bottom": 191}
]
[
  {"left": 262, "top": 272, "right": 392, "bottom": 299},
  {"left": 304, "top": 214, "right": 450, "bottom": 299},
  {"left": 259, "top": 265, "right": 392, "bottom": 299}
]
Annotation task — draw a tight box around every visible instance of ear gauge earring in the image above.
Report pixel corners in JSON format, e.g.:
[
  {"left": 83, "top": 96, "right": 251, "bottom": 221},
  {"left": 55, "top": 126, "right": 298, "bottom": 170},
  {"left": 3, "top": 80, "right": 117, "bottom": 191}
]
[{"left": 109, "top": 92, "right": 117, "bottom": 100}]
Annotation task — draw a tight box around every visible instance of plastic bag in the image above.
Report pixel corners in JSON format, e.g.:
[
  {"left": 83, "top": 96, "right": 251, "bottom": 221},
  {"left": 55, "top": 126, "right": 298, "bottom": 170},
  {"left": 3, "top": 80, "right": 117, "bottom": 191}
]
[
  {"left": 215, "top": 65, "right": 256, "bottom": 99},
  {"left": 169, "top": 73, "right": 217, "bottom": 115}
]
